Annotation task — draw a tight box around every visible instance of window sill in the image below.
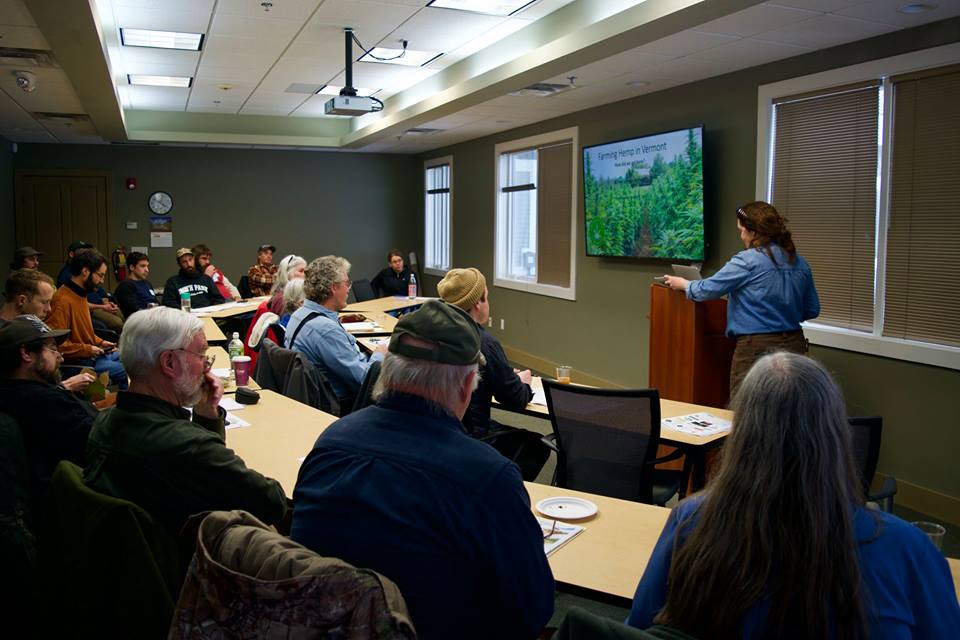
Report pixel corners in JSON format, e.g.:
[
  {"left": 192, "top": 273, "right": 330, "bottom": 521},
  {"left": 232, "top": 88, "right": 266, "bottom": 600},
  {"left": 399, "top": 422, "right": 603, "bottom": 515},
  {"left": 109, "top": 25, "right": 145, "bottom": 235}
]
[
  {"left": 423, "top": 267, "right": 447, "bottom": 277},
  {"left": 494, "top": 277, "right": 576, "bottom": 301},
  {"left": 803, "top": 323, "right": 960, "bottom": 371}
]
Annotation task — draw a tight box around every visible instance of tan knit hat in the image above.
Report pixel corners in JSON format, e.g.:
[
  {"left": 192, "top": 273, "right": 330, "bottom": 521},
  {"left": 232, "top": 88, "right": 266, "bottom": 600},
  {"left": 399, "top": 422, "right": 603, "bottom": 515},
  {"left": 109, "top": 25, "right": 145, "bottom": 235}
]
[{"left": 437, "top": 267, "right": 486, "bottom": 311}]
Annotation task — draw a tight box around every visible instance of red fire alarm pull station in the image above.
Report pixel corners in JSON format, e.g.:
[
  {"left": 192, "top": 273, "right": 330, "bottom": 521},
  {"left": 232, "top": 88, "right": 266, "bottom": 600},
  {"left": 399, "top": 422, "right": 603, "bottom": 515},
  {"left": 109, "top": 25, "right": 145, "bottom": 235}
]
[{"left": 126, "top": 178, "right": 137, "bottom": 190}]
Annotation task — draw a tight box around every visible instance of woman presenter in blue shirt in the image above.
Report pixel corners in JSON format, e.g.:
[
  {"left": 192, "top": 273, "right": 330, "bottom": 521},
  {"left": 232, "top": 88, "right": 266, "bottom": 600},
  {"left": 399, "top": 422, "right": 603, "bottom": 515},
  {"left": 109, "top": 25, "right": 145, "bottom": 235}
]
[{"left": 662, "top": 201, "right": 820, "bottom": 396}]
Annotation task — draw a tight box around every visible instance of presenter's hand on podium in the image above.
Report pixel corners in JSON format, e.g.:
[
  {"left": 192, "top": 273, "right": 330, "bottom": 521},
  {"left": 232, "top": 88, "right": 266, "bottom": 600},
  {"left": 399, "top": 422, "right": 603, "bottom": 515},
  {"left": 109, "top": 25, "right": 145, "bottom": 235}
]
[{"left": 663, "top": 275, "right": 690, "bottom": 291}]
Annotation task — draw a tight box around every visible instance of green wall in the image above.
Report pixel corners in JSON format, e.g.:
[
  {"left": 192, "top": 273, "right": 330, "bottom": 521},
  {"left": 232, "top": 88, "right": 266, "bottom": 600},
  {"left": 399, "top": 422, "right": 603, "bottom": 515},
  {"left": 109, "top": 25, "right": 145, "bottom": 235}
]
[
  {"left": 12, "top": 144, "right": 421, "bottom": 286},
  {"left": 420, "top": 19, "right": 960, "bottom": 503}
]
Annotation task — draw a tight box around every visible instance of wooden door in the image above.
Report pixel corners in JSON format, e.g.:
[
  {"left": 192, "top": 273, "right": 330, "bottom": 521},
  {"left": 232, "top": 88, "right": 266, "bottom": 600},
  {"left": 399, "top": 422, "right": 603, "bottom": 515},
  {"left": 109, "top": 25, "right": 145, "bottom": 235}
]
[{"left": 15, "top": 172, "right": 111, "bottom": 285}]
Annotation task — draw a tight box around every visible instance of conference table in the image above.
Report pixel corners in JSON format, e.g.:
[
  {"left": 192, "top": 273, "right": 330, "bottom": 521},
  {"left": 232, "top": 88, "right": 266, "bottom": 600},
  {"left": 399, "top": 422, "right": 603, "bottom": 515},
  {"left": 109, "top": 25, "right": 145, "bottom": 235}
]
[
  {"left": 343, "top": 295, "right": 433, "bottom": 315},
  {"left": 210, "top": 346, "right": 261, "bottom": 392},
  {"left": 201, "top": 316, "right": 226, "bottom": 342},
  {"left": 194, "top": 296, "right": 269, "bottom": 319},
  {"left": 338, "top": 311, "right": 398, "bottom": 336}
]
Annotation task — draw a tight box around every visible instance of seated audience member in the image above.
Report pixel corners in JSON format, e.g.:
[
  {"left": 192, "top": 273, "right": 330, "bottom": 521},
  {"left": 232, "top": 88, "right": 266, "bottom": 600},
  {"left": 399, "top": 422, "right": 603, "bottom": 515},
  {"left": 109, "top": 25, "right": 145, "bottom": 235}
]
[
  {"left": 280, "top": 278, "right": 306, "bottom": 325},
  {"left": 9, "top": 246, "right": 42, "bottom": 271},
  {"left": 56, "top": 241, "right": 93, "bottom": 287},
  {"left": 46, "top": 249, "right": 127, "bottom": 388},
  {"left": 628, "top": 352, "right": 960, "bottom": 637},
  {"left": 1, "top": 269, "right": 56, "bottom": 323},
  {"left": 438, "top": 267, "right": 533, "bottom": 437},
  {"left": 2, "top": 270, "right": 95, "bottom": 394},
  {"left": 55, "top": 241, "right": 123, "bottom": 333},
  {"left": 291, "top": 301, "right": 554, "bottom": 640},
  {"left": 370, "top": 249, "right": 412, "bottom": 297},
  {"left": 113, "top": 252, "right": 159, "bottom": 318},
  {"left": 84, "top": 306, "right": 288, "bottom": 537},
  {"left": 247, "top": 243, "right": 278, "bottom": 297},
  {"left": 286, "top": 256, "right": 385, "bottom": 407},
  {"left": 193, "top": 244, "right": 241, "bottom": 301},
  {"left": 268, "top": 254, "right": 306, "bottom": 314},
  {"left": 0, "top": 316, "right": 98, "bottom": 495},
  {"left": 245, "top": 278, "right": 305, "bottom": 371},
  {"left": 161, "top": 248, "right": 225, "bottom": 310}
]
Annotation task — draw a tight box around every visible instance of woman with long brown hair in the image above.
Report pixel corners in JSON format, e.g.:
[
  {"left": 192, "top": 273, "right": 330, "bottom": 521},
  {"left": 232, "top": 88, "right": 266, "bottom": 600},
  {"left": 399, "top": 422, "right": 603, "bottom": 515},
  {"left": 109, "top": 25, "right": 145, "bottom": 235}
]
[
  {"left": 662, "top": 201, "right": 819, "bottom": 396},
  {"left": 627, "top": 352, "right": 960, "bottom": 638}
]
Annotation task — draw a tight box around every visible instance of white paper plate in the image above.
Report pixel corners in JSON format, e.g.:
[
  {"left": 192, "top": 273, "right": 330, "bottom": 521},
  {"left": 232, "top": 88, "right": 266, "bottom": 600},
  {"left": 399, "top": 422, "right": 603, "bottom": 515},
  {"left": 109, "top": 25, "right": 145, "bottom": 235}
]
[{"left": 536, "top": 497, "right": 598, "bottom": 520}]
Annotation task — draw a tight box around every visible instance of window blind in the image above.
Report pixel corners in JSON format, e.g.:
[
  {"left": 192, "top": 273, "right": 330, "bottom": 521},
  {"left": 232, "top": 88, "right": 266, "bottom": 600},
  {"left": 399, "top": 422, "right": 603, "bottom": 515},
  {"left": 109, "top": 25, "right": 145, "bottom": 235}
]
[
  {"left": 536, "top": 141, "right": 572, "bottom": 288},
  {"left": 771, "top": 84, "right": 880, "bottom": 332}
]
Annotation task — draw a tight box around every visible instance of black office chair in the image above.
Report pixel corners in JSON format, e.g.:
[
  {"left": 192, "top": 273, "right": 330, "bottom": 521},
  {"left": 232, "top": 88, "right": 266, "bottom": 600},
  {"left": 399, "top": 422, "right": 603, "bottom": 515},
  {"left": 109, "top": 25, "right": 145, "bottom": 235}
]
[
  {"left": 237, "top": 275, "right": 253, "bottom": 299},
  {"left": 542, "top": 380, "right": 683, "bottom": 506},
  {"left": 351, "top": 278, "right": 377, "bottom": 302},
  {"left": 352, "top": 360, "right": 381, "bottom": 413},
  {"left": 848, "top": 416, "right": 897, "bottom": 512}
]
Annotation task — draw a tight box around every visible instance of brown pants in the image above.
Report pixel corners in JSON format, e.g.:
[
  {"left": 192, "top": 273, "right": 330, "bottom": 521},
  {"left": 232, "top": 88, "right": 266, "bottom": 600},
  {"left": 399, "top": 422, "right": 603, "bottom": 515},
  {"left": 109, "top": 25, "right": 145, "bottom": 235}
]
[{"left": 730, "top": 331, "right": 808, "bottom": 399}]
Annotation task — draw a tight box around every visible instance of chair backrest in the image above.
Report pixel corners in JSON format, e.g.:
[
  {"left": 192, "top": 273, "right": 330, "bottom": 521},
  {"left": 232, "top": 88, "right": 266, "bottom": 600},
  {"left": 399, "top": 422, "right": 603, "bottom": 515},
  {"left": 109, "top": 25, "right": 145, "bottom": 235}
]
[
  {"left": 237, "top": 275, "right": 253, "bottom": 299},
  {"left": 170, "top": 510, "right": 416, "bottom": 640},
  {"left": 543, "top": 379, "right": 662, "bottom": 503},
  {"left": 268, "top": 322, "right": 286, "bottom": 346},
  {"left": 41, "top": 460, "right": 181, "bottom": 638},
  {"left": 254, "top": 338, "right": 341, "bottom": 415},
  {"left": 352, "top": 278, "right": 378, "bottom": 302},
  {"left": 352, "top": 359, "right": 382, "bottom": 413},
  {"left": 848, "top": 416, "right": 883, "bottom": 498}
]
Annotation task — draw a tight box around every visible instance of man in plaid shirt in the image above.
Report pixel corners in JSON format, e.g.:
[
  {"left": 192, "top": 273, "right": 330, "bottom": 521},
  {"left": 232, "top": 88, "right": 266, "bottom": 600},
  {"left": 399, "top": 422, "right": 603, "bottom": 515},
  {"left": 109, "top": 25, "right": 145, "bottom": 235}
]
[{"left": 247, "top": 244, "right": 278, "bottom": 296}]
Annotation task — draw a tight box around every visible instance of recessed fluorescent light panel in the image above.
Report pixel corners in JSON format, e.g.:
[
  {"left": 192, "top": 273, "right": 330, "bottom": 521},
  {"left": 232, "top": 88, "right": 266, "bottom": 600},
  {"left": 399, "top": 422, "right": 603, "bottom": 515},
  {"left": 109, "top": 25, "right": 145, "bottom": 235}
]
[
  {"left": 359, "top": 48, "right": 441, "bottom": 67},
  {"left": 120, "top": 28, "right": 204, "bottom": 51},
  {"left": 427, "top": 0, "right": 535, "bottom": 16},
  {"left": 127, "top": 74, "right": 193, "bottom": 88},
  {"left": 316, "top": 85, "right": 379, "bottom": 97}
]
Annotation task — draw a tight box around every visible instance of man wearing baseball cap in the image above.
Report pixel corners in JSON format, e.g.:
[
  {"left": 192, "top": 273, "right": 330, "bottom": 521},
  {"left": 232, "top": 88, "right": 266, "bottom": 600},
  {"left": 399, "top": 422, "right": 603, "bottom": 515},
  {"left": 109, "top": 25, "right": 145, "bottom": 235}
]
[
  {"left": 0, "top": 315, "right": 98, "bottom": 494},
  {"left": 247, "top": 243, "right": 278, "bottom": 297},
  {"left": 291, "top": 300, "right": 554, "bottom": 640},
  {"left": 56, "top": 240, "right": 93, "bottom": 287},
  {"left": 9, "top": 246, "right": 42, "bottom": 271},
  {"left": 161, "top": 248, "right": 224, "bottom": 310}
]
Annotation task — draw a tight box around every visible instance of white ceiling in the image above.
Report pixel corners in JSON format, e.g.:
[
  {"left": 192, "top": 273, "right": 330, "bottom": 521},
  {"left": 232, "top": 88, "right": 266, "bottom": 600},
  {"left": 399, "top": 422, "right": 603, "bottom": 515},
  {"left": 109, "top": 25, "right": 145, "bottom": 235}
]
[{"left": 1, "top": 0, "right": 957, "bottom": 152}]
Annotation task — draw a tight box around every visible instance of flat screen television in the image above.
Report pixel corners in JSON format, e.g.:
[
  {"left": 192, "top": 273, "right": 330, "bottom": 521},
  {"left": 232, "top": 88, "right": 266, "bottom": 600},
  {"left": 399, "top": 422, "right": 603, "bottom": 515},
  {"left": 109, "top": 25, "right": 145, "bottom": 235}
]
[{"left": 583, "top": 125, "right": 705, "bottom": 261}]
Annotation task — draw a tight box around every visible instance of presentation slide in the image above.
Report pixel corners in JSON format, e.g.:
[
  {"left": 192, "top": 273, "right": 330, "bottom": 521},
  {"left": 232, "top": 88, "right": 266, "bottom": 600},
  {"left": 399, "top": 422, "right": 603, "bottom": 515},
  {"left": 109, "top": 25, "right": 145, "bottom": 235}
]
[{"left": 584, "top": 127, "right": 704, "bottom": 260}]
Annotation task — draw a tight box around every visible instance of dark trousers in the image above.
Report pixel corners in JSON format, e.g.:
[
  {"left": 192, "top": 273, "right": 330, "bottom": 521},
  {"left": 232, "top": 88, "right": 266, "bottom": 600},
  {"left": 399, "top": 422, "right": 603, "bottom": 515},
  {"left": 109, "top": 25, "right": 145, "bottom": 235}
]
[{"left": 730, "top": 330, "right": 808, "bottom": 398}]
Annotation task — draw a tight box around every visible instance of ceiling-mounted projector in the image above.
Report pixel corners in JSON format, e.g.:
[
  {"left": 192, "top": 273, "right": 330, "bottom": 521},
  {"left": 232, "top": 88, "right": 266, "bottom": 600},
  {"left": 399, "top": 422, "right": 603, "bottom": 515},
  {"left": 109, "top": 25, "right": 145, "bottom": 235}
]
[{"left": 324, "top": 95, "right": 375, "bottom": 116}]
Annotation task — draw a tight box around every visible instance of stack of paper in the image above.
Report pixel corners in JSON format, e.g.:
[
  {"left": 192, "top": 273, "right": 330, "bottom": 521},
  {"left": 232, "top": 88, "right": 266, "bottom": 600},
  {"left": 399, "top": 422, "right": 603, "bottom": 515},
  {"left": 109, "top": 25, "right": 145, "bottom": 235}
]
[
  {"left": 661, "top": 412, "right": 732, "bottom": 437},
  {"left": 539, "top": 517, "right": 585, "bottom": 556}
]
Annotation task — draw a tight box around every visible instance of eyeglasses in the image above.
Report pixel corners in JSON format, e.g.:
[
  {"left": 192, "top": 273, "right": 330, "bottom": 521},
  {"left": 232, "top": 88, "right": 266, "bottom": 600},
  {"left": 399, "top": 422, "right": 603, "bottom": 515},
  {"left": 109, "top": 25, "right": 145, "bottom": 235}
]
[
  {"left": 338, "top": 279, "right": 353, "bottom": 290},
  {"left": 42, "top": 345, "right": 63, "bottom": 358},
  {"left": 170, "top": 348, "right": 215, "bottom": 371}
]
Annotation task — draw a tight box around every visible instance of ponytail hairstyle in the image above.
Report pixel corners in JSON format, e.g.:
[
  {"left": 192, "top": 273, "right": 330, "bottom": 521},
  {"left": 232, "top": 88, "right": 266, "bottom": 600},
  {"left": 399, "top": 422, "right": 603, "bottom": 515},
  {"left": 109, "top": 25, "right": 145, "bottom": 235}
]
[
  {"left": 655, "top": 352, "right": 867, "bottom": 639},
  {"left": 736, "top": 201, "right": 797, "bottom": 264}
]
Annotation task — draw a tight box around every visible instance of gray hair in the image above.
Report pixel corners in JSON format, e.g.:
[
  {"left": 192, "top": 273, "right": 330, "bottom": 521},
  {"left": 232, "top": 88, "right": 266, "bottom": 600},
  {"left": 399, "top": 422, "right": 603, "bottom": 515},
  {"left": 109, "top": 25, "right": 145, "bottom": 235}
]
[
  {"left": 271, "top": 254, "right": 306, "bottom": 295},
  {"left": 304, "top": 255, "right": 350, "bottom": 303},
  {"left": 372, "top": 351, "right": 478, "bottom": 416},
  {"left": 119, "top": 306, "right": 203, "bottom": 377},
  {"left": 282, "top": 278, "right": 306, "bottom": 316}
]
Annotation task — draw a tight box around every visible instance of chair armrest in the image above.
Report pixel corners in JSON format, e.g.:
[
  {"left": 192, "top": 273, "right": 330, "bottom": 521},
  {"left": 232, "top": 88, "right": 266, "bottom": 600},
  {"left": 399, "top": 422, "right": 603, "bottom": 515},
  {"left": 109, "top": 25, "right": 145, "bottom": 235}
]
[
  {"left": 540, "top": 433, "right": 558, "bottom": 454},
  {"left": 647, "top": 447, "right": 685, "bottom": 466}
]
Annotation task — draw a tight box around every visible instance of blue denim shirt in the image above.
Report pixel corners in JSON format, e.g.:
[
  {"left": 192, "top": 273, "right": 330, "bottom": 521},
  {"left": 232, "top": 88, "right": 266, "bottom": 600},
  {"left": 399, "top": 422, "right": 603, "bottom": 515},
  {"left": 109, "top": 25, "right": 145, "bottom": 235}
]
[
  {"left": 687, "top": 244, "right": 820, "bottom": 337},
  {"left": 285, "top": 299, "right": 383, "bottom": 398}
]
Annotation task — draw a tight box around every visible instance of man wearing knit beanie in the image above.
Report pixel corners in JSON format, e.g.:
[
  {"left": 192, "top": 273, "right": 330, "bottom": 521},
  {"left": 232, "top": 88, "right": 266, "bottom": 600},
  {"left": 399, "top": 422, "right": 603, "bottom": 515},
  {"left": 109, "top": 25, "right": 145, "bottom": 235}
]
[{"left": 438, "top": 268, "right": 548, "bottom": 480}]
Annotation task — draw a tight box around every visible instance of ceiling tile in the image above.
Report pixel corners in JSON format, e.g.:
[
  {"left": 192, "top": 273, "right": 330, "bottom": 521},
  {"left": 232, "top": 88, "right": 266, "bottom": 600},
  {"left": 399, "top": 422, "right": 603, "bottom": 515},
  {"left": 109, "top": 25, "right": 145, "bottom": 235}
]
[
  {"left": 697, "top": 3, "right": 820, "bottom": 37},
  {"left": 515, "top": 0, "right": 578, "bottom": 20},
  {"left": 195, "top": 64, "right": 267, "bottom": 84},
  {"left": 385, "top": 8, "right": 504, "bottom": 54},
  {"left": 113, "top": 5, "right": 212, "bottom": 33},
  {"left": 215, "top": 0, "right": 322, "bottom": 22},
  {"left": 118, "top": 46, "right": 200, "bottom": 66},
  {"left": 0, "top": 0, "right": 37, "bottom": 26},
  {"left": 835, "top": 0, "right": 960, "bottom": 27},
  {"left": 635, "top": 30, "right": 741, "bottom": 58},
  {"left": 640, "top": 56, "right": 743, "bottom": 82},
  {"left": 443, "top": 17, "right": 531, "bottom": 60},
  {"left": 0, "top": 24, "right": 49, "bottom": 49},
  {"left": 689, "top": 37, "right": 811, "bottom": 66},
  {"left": 764, "top": 0, "right": 868, "bottom": 11},
  {"left": 125, "top": 84, "right": 189, "bottom": 110},
  {"left": 120, "top": 59, "right": 199, "bottom": 77},
  {"left": 113, "top": 0, "right": 215, "bottom": 12},
  {"left": 0, "top": 67, "right": 85, "bottom": 113},
  {"left": 305, "top": 0, "right": 422, "bottom": 46},
  {"left": 209, "top": 12, "right": 303, "bottom": 41},
  {"left": 761, "top": 13, "right": 898, "bottom": 48}
]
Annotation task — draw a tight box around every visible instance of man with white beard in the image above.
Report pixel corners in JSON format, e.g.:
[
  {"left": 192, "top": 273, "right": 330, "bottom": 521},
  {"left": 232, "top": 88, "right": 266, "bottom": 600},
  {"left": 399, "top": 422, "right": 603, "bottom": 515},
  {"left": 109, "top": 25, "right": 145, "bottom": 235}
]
[{"left": 84, "top": 306, "right": 287, "bottom": 536}]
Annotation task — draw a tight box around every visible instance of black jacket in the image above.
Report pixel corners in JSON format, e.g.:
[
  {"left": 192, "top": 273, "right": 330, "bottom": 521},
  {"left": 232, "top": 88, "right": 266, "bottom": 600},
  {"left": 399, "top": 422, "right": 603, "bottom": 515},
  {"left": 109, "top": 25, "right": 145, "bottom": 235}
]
[
  {"left": 462, "top": 326, "right": 533, "bottom": 437},
  {"left": 162, "top": 270, "right": 224, "bottom": 309},
  {"left": 370, "top": 267, "right": 411, "bottom": 297},
  {"left": 114, "top": 278, "right": 160, "bottom": 318}
]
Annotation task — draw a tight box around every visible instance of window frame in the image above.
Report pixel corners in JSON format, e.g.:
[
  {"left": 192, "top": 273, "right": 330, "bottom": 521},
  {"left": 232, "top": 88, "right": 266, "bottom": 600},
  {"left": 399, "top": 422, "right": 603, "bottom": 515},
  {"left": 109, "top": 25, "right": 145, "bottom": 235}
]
[
  {"left": 423, "top": 155, "right": 453, "bottom": 277},
  {"left": 756, "top": 43, "right": 960, "bottom": 371},
  {"left": 493, "top": 127, "right": 579, "bottom": 301}
]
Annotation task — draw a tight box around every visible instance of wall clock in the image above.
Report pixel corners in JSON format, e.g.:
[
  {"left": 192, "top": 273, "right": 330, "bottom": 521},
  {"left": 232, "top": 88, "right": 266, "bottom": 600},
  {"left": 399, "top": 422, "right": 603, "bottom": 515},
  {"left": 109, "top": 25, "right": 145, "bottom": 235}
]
[{"left": 148, "top": 191, "right": 173, "bottom": 215}]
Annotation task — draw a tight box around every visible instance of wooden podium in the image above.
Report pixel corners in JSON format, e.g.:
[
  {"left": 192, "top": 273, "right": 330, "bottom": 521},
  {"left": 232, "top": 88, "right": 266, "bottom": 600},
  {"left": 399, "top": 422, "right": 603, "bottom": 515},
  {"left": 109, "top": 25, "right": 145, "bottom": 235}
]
[{"left": 649, "top": 284, "right": 735, "bottom": 408}]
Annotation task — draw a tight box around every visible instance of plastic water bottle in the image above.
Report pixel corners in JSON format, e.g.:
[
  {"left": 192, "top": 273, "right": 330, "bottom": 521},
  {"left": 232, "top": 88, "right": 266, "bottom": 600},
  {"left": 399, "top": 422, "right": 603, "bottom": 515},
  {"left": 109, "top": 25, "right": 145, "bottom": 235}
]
[
  {"left": 180, "top": 291, "right": 191, "bottom": 313},
  {"left": 228, "top": 332, "right": 244, "bottom": 360},
  {"left": 407, "top": 273, "right": 417, "bottom": 299}
]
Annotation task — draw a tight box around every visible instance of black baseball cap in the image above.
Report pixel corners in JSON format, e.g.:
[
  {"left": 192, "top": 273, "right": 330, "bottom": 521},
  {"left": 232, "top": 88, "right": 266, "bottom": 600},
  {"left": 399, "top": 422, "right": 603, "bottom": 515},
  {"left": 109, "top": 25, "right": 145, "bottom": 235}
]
[
  {"left": 388, "top": 300, "right": 485, "bottom": 366},
  {"left": 0, "top": 315, "right": 69, "bottom": 351},
  {"left": 14, "top": 246, "right": 43, "bottom": 259},
  {"left": 68, "top": 240, "right": 94, "bottom": 252},
  {"left": 257, "top": 244, "right": 276, "bottom": 253}
]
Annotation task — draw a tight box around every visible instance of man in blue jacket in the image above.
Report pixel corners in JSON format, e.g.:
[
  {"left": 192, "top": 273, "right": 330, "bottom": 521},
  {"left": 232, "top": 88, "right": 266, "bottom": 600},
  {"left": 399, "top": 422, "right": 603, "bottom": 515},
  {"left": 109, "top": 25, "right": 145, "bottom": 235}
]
[{"left": 291, "top": 300, "right": 554, "bottom": 640}]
